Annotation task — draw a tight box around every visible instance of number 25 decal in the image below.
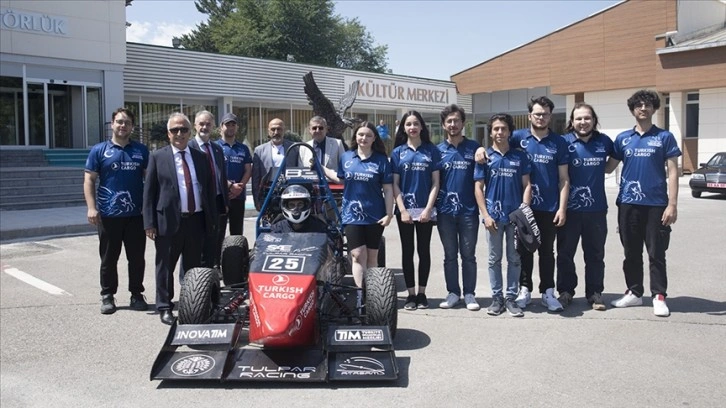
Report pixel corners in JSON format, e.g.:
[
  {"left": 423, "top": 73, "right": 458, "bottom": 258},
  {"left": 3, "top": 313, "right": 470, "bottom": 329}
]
[{"left": 262, "top": 255, "right": 305, "bottom": 273}]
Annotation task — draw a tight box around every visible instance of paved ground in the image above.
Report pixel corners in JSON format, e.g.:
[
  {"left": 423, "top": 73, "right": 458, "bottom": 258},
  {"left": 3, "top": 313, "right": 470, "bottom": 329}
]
[{"left": 1, "top": 179, "right": 725, "bottom": 407}]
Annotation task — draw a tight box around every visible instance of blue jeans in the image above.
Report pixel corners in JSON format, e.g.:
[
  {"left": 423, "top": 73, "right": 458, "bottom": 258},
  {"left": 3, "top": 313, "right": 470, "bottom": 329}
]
[
  {"left": 437, "top": 213, "right": 479, "bottom": 296},
  {"left": 486, "top": 221, "right": 520, "bottom": 300}
]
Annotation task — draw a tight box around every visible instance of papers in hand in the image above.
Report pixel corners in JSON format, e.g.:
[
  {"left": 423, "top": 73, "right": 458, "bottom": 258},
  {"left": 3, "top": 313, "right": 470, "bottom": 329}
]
[{"left": 407, "top": 207, "right": 437, "bottom": 222}]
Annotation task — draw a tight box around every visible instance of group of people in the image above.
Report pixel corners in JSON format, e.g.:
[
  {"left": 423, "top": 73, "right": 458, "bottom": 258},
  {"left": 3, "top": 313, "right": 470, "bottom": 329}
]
[{"left": 85, "top": 88, "right": 680, "bottom": 326}]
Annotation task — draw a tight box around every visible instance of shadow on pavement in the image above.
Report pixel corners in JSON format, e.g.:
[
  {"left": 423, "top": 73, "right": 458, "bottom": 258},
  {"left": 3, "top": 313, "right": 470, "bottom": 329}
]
[{"left": 666, "top": 296, "right": 726, "bottom": 315}]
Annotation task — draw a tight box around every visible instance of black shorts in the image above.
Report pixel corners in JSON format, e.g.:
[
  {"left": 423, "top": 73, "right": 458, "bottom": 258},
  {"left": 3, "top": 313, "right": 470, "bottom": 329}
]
[{"left": 345, "top": 224, "right": 384, "bottom": 250}]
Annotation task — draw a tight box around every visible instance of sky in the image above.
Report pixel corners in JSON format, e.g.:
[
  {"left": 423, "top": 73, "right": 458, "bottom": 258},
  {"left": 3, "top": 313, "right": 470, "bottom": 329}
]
[{"left": 126, "top": 0, "right": 621, "bottom": 81}]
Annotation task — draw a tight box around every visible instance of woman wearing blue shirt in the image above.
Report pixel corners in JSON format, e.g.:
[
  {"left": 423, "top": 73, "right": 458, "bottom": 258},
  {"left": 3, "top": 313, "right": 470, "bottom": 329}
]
[
  {"left": 391, "top": 111, "right": 441, "bottom": 310},
  {"left": 328, "top": 122, "right": 393, "bottom": 288}
]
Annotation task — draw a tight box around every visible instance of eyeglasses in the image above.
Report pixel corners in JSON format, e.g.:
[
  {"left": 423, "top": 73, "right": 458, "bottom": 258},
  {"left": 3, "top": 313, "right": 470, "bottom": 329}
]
[
  {"left": 531, "top": 112, "right": 551, "bottom": 118},
  {"left": 168, "top": 127, "right": 190, "bottom": 134},
  {"left": 311, "top": 126, "right": 325, "bottom": 131}
]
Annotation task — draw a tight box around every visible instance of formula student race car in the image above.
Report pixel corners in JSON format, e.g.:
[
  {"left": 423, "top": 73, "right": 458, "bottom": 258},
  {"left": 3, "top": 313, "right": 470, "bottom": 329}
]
[{"left": 150, "top": 143, "right": 398, "bottom": 382}]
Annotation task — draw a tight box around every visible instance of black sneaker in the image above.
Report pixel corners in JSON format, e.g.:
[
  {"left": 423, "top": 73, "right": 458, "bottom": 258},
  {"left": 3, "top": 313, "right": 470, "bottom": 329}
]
[
  {"left": 505, "top": 299, "right": 524, "bottom": 317},
  {"left": 486, "top": 297, "right": 505, "bottom": 316},
  {"left": 416, "top": 293, "right": 429, "bottom": 309},
  {"left": 130, "top": 293, "right": 149, "bottom": 311},
  {"left": 101, "top": 295, "right": 116, "bottom": 315},
  {"left": 588, "top": 292, "right": 606, "bottom": 311},
  {"left": 558, "top": 292, "right": 573, "bottom": 309},
  {"left": 404, "top": 295, "right": 417, "bottom": 310}
]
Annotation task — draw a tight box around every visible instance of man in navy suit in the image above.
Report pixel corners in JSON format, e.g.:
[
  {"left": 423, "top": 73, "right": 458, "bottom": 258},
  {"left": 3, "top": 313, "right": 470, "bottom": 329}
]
[
  {"left": 251, "top": 118, "right": 301, "bottom": 211},
  {"left": 189, "top": 110, "right": 229, "bottom": 269},
  {"left": 143, "top": 112, "right": 217, "bottom": 325}
]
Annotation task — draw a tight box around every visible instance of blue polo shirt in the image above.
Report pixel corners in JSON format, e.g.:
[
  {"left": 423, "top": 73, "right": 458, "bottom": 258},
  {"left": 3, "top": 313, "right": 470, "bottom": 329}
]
[
  {"left": 216, "top": 139, "right": 252, "bottom": 201},
  {"left": 562, "top": 132, "right": 614, "bottom": 212},
  {"left": 436, "top": 137, "right": 480, "bottom": 216},
  {"left": 390, "top": 142, "right": 441, "bottom": 212},
  {"left": 474, "top": 148, "right": 531, "bottom": 223},
  {"left": 612, "top": 125, "right": 681, "bottom": 206},
  {"left": 510, "top": 129, "right": 569, "bottom": 212},
  {"left": 337, "top": 150, "right": 393, "bottom": 225},
  {"left": 85, "top": 140, "right": 149, "bottom": 217}
]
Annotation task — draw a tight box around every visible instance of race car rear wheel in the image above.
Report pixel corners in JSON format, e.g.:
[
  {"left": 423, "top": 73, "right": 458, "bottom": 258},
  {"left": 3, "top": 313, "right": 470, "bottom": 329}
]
[
  {"left": 179, "top": 267, "right": 220, "bottom": 324},
  {"left": 221, "top": 235, "right": 249, "bottom": 286},
  {"left": 364, "top": 267, "right": 397, "bottom": 338}
]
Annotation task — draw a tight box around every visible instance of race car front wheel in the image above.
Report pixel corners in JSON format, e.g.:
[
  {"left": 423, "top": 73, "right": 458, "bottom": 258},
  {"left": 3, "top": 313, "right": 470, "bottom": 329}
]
[
  {"left": 179, "top": 267, "right": 220, "bottom": 324},
  {"left": 364, "top": 267, "right": 397, "bottom": 338},
  {"left": 221, "top": 235, "right": 249, "bottom": 286}
]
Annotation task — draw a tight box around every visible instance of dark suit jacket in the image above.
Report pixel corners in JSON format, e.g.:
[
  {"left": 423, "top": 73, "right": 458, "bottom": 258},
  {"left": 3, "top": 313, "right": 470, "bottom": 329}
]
[
  {"left": 189, "top": 138, "right": 230, "bottom": 209},
  {"left": 143, "top": 145, "right": 217, "bottom": 237},
  {"left": 251, "top": 140, "right": 301, "bottom": 211}
]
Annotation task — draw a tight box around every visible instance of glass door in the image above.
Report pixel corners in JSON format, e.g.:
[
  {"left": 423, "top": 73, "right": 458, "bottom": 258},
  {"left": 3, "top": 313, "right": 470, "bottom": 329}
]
[{"left": 27, "top": 82, "right": 47, "bottom": 146}]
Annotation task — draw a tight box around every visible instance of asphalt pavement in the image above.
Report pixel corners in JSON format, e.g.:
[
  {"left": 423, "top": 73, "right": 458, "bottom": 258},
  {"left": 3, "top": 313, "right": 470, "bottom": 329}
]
[{"left": 1, "top": 176, "right": 725, "bottom": 407}]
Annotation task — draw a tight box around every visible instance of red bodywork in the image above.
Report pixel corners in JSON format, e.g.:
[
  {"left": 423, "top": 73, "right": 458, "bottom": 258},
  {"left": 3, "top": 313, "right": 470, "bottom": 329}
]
[{"left": 248, "top": 272, "right": 318, "bottom": 347}]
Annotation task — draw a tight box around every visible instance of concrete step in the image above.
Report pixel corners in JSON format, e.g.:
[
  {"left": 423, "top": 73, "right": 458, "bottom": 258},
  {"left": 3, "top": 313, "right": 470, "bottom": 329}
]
[
  {"left": 0, "top": 167, "right": 84, "bottom": 178},
  {"left": 1, "top": 183, "right": 83, "bottom": 196},
  {"left": 43, "top": 149, "right": 90, "bottom": 168},
  {"left": 0, "top": 175, "right": 83, "bottom": 188},
  {"left": 0, "top": 196, "right": 86, "bottom": 210},
  {"left": 0, "top": 150, "right": 48, "bottom": 167}
]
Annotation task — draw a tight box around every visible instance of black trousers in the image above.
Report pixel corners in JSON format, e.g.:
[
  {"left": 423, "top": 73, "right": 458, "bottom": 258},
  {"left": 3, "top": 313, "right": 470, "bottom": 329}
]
[
  {"left": 227, "top": 198, "right": 245, "bottom": 236},
  {"left": 155, "top": 212, "right": 205, "bottom": 311},
  {"left": 98, "top": 215, "right": 145, "bottom": 296},
  {"left": 201, "top": 194, "right": 227, "bottom": 268},
  {"left": 396, "top": 215, "right": 434, "bottom": 289},
  {"left": 556, "top": 210, "right": 607, "bottom": 298},
  {"left": 518, "top": 210, "right": 557, "bottom": 293},
  {"left": 617, "top": 203, "right": 670, "bottom": 297}
]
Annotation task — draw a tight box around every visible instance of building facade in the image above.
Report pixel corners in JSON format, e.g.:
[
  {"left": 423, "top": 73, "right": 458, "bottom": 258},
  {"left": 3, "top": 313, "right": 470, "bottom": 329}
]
[
  {"left": 0, "top": 0, "right": 126, "bottom": 149},
  {"left": 1, "top": 0, "right": 470, "bottom": 152},
  {"left": 452, "top": 0, "right": 726, "bottom": 172}
]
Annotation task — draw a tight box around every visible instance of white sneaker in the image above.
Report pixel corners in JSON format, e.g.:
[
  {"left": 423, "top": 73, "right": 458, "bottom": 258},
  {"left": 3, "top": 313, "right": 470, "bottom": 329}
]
[
  {"left": 652, "top": 294, "right": 670, "bottom": 317},
  {"left": 541, "top": 288, "right": 563, "bottom": 312},
  {"left": 515, "top": 287, "right": 531, "bottom": 309},
  {"left": 464, "top": 294, "right": 480, "bottom": 311},
  {"left": 611, "top": 290, "right": 643, "bottom": 308},
  {"left": 439, "top": 293, "right": 460, "bottom": 309}
]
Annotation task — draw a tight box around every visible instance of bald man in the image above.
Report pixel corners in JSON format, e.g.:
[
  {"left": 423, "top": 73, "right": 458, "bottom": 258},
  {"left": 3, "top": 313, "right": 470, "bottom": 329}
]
[{"left": 251, "top": 118, "right": 301, "bottom": 211}]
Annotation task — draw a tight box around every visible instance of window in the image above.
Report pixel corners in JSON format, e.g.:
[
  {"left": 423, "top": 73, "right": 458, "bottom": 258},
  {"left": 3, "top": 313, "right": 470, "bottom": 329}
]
[{"left": 686, "top": 92, "right": 699, "bottom": 138}]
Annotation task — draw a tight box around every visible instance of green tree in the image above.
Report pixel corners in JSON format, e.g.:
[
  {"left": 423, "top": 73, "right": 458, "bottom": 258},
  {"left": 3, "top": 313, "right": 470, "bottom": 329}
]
[{"left": 178, "top": 0, "right": 388, "bottom": 73}]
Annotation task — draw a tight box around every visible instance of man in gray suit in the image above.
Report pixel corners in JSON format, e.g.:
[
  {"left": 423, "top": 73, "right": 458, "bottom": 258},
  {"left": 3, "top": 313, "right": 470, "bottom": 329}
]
[
  {"left": 251, "top": 118, "right": 301, "bottom": 211},
  {"left": 143, "top": 112, "right": 217, "bottom": 325},
  {"left": 299, "top": 116, "right": 345, "bottom": 183},
  {"left": 189, "top": 110, "right": 229, "bottom": 269}
]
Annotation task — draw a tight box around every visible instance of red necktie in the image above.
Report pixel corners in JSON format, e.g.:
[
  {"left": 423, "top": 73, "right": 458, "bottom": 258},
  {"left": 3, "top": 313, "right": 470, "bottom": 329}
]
[
  {"left": 203, "top": 142, "right": 217, "bottom": 193},
  {"left": 179, "top": 151, "right": 196, "bottom": 213}
]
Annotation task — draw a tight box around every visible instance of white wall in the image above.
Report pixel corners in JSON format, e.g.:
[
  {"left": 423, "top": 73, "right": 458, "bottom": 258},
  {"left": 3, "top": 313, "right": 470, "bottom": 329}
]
[
  {"left": 471, "top": 87, "right": 566, "bottom": 115},
  {"left": 0, "top": 0, "right": 126, "bottom": 65},
  {"left": 698, "top": 87, "right": 726, "bottom": 163},
  {"left": 677, "top": 0, "right": 726, "bottom": 38},
  {"left": 580, "top": 88, "right": 652, "bottom": 139}
]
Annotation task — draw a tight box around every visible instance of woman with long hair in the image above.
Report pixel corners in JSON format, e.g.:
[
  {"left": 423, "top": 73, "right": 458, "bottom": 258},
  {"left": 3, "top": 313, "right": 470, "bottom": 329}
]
[
  {"left": 391, "top": 111, "right": 441, "bottom": 310},
  {"left": 328, "top": 122, "right": 393, "bottom": 288}
]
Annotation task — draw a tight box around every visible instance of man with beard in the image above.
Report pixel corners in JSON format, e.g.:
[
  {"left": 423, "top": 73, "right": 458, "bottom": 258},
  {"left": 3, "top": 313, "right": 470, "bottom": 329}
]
[
  {"left": 436, "top": 104, "right": 482, "bottom": 311},
  {"left": 251, "top": 118, "right": 301, "bottom": 211},
  {"left": 189, "top": 110, "right": 229, "bottom": 269},
  {"left": 556, "top": 103, "right": 617, "bottom": 311},
  {"left": 216, "top": 112, "right": 252, "bottom": 236},
  {"left": 509, "top": 96, "right": 570, "bottom": 312},
  {"left": 84, "top": 107, "right": 149, "bottom": 314},
  {"left": 299, "top": 116, "right": 345, "bottom": 183},
  {"left": 608, "top": 90, "right": 681, "bottom": 317}
]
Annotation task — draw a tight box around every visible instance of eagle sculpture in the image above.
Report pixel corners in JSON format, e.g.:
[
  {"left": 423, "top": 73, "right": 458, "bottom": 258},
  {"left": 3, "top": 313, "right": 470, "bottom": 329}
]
[{"left": 303, "top": 71, "right": 360, "bottom": 139}]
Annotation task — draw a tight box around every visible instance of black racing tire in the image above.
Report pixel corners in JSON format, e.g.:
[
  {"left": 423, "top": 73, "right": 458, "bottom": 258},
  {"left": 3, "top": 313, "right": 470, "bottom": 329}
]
[
  {"left": 364, "top": 267, "right": 397, "bottom": 338},
  {"left": 691, "top": 190, "right": 702, "bottom": 198},
  {"left": 221, "top": 235, "right": 249, "bottom": 286},
  {"left": 377, "top": 236, "right": 386, "bottom": 267},
  {"left": 179, "top": 267, "right": 220, "bottom": 324}
]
